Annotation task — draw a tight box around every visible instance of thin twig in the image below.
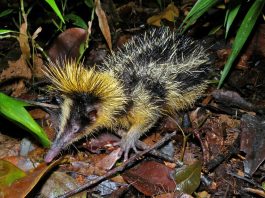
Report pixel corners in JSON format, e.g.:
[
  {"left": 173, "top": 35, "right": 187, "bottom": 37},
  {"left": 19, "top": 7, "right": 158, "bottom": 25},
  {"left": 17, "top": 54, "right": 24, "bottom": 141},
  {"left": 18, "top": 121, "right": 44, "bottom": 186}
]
[
  {"left": 16, "top": 98, "right": 59, "bottom": 109},
  {"left": 167, "top": 116, "right": 188, "bottom": 162},
  {"left": 227, "top": 171, "right": 263, "bottom": 189},
  {"left": 56, "top": 131, "right": 176, "bottom": 198}
]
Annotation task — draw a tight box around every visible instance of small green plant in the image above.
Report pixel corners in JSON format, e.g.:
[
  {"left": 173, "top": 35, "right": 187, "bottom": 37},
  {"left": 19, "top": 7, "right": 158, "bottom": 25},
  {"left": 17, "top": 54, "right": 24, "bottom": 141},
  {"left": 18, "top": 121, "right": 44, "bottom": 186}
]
[
  {"left": 0, "top": 93, "right": 51, "bottom": 147},
  {"left": 180, "top": 0, "right": 265, "bottom": 88}
]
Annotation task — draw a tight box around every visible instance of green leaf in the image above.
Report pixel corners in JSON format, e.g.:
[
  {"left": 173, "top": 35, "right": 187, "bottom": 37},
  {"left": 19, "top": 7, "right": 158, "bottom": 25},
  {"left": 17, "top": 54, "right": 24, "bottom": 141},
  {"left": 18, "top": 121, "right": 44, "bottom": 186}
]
[
  {"left": 64, "top": 14, "right": 88, "bottom": 29},
  {"left": 156, "top": 0, "right": 162, "bottom": 10},
  {"left": 180, "top": 0, "right": 219, "bottom": 32},
  {"left": 218, "top": 0, "right": 265, "bottom": 88},
  {"left": 208, "top": 24, "right": 223, "bottom": 35},
  {"left": 224, "top": 3, "right": 241, "bottom": 38},
  {"left": 0, "top": 93, "right": 51, "bottom": 147},
  {"left": 175, "top": 160, "right": 202, "bottom": 194},
  {"left": 0, "top": 160, "right": 26, "bottom": 187},
  {"left": 44, "top": 0, "right": 65, "bottom": 24},
  {"left": 84, "top": 0, "right": 94, "bottom": 8},
  {"left": 0, "top": 9, "right": 13, "bottom": 18},
  {"left": 0, "top": 29, "right": 15, "bottom": 35}
]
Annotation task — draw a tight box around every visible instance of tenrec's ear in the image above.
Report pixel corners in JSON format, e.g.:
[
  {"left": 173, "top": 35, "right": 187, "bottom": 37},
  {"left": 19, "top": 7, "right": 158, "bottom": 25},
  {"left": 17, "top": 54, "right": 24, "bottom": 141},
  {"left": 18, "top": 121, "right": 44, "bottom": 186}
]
[
  {"left": 86, "top": 106, "right": 98, "bottom": 122},
  {"left": 44, "top": 108, "right": 60, "bottom": 130}
]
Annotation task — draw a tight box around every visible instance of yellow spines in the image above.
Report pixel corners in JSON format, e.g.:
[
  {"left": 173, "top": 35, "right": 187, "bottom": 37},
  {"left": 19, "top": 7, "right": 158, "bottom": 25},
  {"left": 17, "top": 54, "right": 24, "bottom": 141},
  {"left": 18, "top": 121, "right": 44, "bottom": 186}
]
[
  {"left": 117, "top": 83, "right": 161, "bottom": 130},
  {"left": 164, "top": 82, "right": 209, "bottom": 115},
  {"left": 44, "top": 60, "right": 128, "bottom": 126}
]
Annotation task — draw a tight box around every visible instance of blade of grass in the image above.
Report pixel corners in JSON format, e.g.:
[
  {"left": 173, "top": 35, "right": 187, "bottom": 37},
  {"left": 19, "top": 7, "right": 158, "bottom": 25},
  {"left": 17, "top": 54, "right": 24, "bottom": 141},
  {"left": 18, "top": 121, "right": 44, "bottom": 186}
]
[
  {"left": 0, "top": 29, "right": 15, "bottom": 34},
  {"left": 0, "top": 9, "right": 13, "bottom": 18},
  {"left": 218, "top": 0, "right": 265, "bottom": 88},
  {"left": 180, "top": 0, "right": 219, "bottom": 32},
  {"left": 224, "top": 3, "right": 241, "bottom": 38},
  {"left": 44, "top": 0, "right": 65, "bottom": 24}
]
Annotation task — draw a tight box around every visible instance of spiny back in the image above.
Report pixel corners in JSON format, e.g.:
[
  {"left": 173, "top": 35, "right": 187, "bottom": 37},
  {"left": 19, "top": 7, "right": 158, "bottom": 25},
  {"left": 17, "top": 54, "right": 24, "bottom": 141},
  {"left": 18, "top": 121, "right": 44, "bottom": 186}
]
[{"left": 100, "top": 27, "right": 210, "bottom": 98}]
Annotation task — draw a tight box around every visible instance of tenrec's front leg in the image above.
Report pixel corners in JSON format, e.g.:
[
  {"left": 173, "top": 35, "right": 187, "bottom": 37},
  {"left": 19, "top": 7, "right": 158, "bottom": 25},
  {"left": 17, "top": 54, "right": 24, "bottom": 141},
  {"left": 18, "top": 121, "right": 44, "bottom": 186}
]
[
  {"left": 118, "top": 93, "right": 161, "bottom": 160},
  {"left": 119, "top": 121, "right": 157, "bottom": 160}
]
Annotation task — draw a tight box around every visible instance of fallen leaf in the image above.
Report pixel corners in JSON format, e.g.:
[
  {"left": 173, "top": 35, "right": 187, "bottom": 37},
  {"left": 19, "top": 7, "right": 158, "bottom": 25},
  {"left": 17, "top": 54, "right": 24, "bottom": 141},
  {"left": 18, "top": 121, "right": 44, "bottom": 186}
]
[
  {"left": 82, "top": 133, "right": 120, "bottom": 153},
  {"left": 10, "top": 80, "right": 28, "bottom": 97},
  {"left": 212, "top": 89, "right": 255, "bottom": 112},
  {"left": 95, "top": 148, "right": 121, "bottom": 170},
  {"left": 147, "top": 3, "right": 179, "bottom": 27},
  {"left": 0, "top": 159, "right": 26, "bottom": 188},
  {"left": 32, "top": 54, "right": 46, "bottom": 78},
  {"left": 240, "top": 114, "right": 265, "bottom": 175},
  {"left": 122, "top": 160, "right": 176, "bottom": 196},
  {"left": 0, "top": 133, "right": 20, "bottom": 158},
  {"left": 155, "top": 192, "right": 192, "bottom": 198},
  {"left": 2, "top": 159, "right": 61, "bottom": 197},
  {"left": 174, "top": 160, "right": 202, "bottom": 194},
  {"left": 86, "top": 175, "right": 122, "bottom": 196},
  {"left": 0, "top": 56, "right": 32, "bottom": 83},
  {"left": 197, "top": 191, "right": 211, "bottom": 198},
  {"left": 29, "top": 109, "right": 48, "bottom": 120},
  {"left": 3, "top": 156, "right": 36, "bottom": 172},
  {"left": 40, "top": 171, "right": 86, "bottom": 198},
  {"left": 95, "top": 0, "right": 112, "bottom": 51}
]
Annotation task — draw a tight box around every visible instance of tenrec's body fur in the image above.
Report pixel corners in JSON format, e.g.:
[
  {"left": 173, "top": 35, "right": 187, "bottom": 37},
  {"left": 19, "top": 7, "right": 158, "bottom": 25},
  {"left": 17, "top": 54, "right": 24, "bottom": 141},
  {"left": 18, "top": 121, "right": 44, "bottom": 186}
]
[{"left": 44, "top": 27, "right": 210, "bottom": 162}]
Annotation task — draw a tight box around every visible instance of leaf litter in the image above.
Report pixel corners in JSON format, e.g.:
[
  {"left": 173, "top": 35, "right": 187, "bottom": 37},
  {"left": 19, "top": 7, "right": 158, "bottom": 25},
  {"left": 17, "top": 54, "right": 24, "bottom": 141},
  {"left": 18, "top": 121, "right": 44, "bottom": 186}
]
[{"left": 0, "top": 1, "right": 265, "bottom": 197}]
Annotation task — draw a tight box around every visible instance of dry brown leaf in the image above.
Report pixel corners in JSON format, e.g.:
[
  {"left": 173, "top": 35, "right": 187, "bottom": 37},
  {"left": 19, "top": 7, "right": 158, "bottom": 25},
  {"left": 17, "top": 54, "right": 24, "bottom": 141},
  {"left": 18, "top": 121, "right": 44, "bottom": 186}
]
[
  {"left": 32, "top": 27, "right": 42, "bottom": 40},
  {"left": 95, "top": 0, "right": 112, "bottom": 51},
  {"left": 122, "top": 160, "right": 176, "bottom": 196},
  {"left": 240, "top": 114, "right": 265, "bottom": 175},
  {"left": 32, "top": 54, "right": 45, "bottom": 78},
  {"left": 147, "top": 2, "right": 179, "bottom": 27},
  {"left": 18, "top": 22, "right": 31, "bottom": 60},
  {"left": 0, "top": 56, "right": 32, "bottom": 82},
  {"left": 10, "top": 80, "right": 28, "bottom": 97},
  {"left": 0, "top": 133, "right": 20, "bottom": 158},
  {"left": 40, "top": 172, "right": 86, "bottom": 198},
  {"left": 3, "top": 159, "right": 62, "bottom": 198},
  {"left": 29, "top": 109, "right": 48, "bottom": 120},
  {"left": 95, "top": 148, "right": 121, "bottom": 170},
  {"left": 0, "top": 56, "right": 32, "bottom": 96}
]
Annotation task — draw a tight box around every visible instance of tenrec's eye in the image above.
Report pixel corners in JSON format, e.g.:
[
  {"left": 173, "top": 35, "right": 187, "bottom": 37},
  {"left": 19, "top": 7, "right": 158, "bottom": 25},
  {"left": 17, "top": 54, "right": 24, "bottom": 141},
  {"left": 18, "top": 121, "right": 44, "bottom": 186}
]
[{"left": 72, "top": 125, "right": 80, "bottom": 133}]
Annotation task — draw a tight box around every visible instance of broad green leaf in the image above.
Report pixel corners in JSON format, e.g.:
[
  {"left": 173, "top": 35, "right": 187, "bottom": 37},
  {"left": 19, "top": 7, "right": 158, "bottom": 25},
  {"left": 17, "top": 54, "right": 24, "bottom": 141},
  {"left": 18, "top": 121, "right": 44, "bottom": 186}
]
[
  {"left": 180, "top": 0, "right": 219, "bottom": 32},
  {"left": 224, "top": 3, "right": 241, "bottom": 38},
  {"left": 0, "top": 29, "right": 15, "bottom": 35},
  {"left": 44, "top": 0, "right": 65, "bottom": 24},
  {"left": 0, "top": 9, "right": 13, "bottom": 18},
  {"left": 64, "top": 14, "right": 87, "bottom": 29},
  {"left": 218, "top": 0, "right": 265, "bottom": 88},
  {"left": 175, "top": 160, "right": 202, "bottom": 194},
  {"left": 0, "top": 93, "right": 51, "bottom": 147},
  {"left": 0, "top": 160, "right": 26, "bottom": 187}
]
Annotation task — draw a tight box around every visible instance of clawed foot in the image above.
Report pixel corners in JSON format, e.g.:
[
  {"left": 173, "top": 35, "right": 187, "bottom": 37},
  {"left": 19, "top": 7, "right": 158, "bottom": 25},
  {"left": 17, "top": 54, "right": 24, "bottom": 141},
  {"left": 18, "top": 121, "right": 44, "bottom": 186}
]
[{"left": 117, "top": 133, "right": 141, "bottom": 161}]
